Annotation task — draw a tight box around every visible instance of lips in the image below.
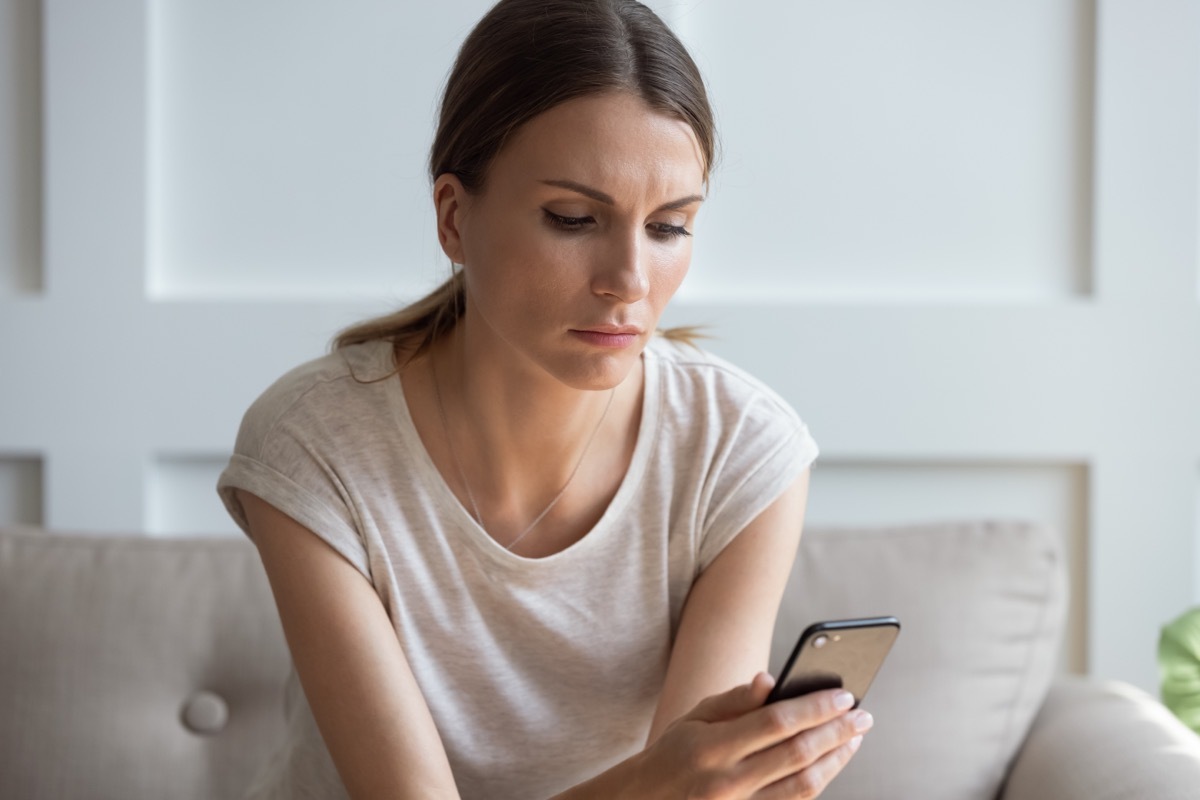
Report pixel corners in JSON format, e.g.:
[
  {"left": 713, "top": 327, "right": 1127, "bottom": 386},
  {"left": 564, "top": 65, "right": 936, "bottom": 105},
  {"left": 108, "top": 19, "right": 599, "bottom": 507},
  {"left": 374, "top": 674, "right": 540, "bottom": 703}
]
[
  {"left": 575, "top": 325, "right": 643, "bottom": 336},
  {"left": 569, "top": 326, "right": 642, "bottom": 348}
]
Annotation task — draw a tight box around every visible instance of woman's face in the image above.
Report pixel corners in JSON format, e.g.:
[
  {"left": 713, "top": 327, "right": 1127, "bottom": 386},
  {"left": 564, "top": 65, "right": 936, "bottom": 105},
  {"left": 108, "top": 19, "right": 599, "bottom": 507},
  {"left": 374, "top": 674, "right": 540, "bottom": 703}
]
[{"left": 434, "top": 90, "right": 707, "bottom": 390}]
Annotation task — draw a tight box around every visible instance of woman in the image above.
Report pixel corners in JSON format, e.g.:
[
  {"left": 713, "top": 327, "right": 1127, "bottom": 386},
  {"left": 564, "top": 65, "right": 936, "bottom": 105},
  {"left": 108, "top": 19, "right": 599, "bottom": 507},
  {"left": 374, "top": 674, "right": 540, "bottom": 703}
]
[{"left": 217, "top": 1, "right": 871, "bottom": 797}]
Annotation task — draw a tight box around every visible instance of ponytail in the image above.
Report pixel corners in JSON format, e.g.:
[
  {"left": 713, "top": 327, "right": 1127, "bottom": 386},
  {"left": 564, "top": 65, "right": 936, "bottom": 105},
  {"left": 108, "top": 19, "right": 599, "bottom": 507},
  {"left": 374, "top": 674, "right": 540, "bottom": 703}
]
[{"left": 332, "top": 270, "right": 465, "bottom": 365}]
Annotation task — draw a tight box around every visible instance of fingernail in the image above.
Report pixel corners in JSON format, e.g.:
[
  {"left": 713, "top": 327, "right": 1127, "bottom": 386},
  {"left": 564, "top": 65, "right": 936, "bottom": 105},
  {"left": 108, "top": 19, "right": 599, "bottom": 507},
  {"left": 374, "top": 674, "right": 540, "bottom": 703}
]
[
  {"left": 834, "top": 691, "right": 855, "bottom": 710},
  {"left": 852, "top": 710, "right": 874, "bottom": 733},
  {"left": 848, "top": 735, "right": 863, "bottom": 752}
]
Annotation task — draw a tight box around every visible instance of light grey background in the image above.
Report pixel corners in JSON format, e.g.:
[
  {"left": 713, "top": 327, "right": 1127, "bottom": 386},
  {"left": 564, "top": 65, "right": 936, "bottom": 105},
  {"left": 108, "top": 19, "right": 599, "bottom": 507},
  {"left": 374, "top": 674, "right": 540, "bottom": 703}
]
[{"left": 1, "top": 0, "right": 1198, "bottom": 693}]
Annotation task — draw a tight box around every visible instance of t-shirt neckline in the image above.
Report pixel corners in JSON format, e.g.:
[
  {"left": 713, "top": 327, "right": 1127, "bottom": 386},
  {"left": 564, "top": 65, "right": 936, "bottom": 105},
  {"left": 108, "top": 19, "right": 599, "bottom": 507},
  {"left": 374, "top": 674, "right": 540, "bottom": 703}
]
[{"left": 383, "top": 340, "right": 661, "bottom": 566}]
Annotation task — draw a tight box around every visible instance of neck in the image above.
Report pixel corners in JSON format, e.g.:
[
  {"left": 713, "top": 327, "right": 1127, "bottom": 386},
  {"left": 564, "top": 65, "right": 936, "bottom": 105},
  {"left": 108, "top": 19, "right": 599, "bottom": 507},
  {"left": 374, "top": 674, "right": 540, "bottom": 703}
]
[
  {"left": 447, "top": 329, "right": 616, "bottom": 464},
  {"left": 425, "top": 321, "right": 641, "bottom": 538}
]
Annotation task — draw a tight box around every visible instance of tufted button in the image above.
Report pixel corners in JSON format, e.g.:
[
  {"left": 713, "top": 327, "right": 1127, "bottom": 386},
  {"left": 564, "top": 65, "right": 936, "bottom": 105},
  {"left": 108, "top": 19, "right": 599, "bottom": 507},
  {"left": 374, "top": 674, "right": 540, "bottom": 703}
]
[{"left": 181, "top": 690, "right": 229, "bottom": 735}]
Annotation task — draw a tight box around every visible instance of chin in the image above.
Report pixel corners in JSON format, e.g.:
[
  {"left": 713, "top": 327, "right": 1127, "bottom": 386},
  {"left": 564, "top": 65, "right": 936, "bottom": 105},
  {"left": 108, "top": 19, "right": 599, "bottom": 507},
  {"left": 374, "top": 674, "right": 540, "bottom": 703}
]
[{"left": 545, "top": 348, "right": 641, "bottom": 392}]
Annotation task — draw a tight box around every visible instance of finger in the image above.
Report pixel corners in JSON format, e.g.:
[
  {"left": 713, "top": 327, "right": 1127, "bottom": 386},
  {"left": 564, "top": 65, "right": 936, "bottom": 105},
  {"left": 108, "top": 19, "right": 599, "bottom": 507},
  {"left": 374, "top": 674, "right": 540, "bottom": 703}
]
[
  {"left": 723, "top": 688, "right": 857, "bottom": 760},
  {"left": 754, "top": 731, "right": 865, "bottom": 800},
  {"left": 688, "top": 672, "right": 777, "bottom": 723},
  {"left": 738, "top": 708, "right": 873, "bottom": 792}
]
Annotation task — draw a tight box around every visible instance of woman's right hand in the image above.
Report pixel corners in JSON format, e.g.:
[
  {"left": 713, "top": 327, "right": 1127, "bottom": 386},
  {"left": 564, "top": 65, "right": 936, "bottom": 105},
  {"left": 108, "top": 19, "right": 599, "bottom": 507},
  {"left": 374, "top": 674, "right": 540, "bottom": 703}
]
[{"left": 630, "top": 673, "right": 873, "bottom": 799}]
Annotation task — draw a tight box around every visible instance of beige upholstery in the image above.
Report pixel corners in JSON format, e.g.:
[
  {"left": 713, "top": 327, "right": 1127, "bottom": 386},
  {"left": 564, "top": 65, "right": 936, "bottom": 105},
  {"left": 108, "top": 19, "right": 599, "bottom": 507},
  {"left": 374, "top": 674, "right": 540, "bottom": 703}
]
[
  {"left": 779, "top": 521, "right": 1066, "bottom": 800},
  {"left": 2, "top": 520, "right": 1198, "bottom": 799},
  {"left": 0, "top": 527, "right": 290, "bottom": 800},
  {"left": 1003, "top": 677, "right": 1200, "bottom": 800}
]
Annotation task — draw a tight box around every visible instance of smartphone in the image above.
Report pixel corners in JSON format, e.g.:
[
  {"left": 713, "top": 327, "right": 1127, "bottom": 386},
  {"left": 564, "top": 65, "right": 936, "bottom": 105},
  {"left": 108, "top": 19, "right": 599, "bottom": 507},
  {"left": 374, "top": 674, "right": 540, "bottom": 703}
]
[{"left": 766, "top": 616, "right": 901, "bottom": 707}]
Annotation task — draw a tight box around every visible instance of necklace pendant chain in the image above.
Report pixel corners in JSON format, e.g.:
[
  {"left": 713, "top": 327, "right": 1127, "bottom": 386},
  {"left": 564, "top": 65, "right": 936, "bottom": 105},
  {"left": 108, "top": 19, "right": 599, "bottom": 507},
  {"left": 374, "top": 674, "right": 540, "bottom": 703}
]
[{"left": 432, "top": 354, "right": 616, "bottom": 552}]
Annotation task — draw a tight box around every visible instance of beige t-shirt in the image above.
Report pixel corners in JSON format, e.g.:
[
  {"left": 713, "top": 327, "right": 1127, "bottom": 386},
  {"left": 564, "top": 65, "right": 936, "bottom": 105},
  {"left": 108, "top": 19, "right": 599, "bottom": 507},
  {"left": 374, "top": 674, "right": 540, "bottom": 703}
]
[{"left": 217, "top": 337, "right": 818, "bottom": 800}]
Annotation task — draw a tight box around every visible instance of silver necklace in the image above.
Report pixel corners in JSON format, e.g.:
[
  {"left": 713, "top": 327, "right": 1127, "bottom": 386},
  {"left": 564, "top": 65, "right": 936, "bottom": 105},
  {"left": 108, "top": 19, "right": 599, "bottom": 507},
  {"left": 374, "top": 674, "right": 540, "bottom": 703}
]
[{"left": 431, "top": 353, "right": 616, "bottom": 552}]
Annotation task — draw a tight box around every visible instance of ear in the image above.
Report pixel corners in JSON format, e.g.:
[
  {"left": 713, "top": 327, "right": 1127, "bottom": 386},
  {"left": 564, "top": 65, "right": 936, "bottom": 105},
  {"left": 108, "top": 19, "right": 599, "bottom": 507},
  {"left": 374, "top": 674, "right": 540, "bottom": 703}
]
[{"left": 433, "top": 173, "right": 470, "bottom": 265}]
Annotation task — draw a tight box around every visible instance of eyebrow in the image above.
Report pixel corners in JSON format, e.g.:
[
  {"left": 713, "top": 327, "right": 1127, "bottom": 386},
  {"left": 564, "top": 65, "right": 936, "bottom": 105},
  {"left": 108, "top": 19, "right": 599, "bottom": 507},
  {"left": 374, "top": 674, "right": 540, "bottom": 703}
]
[{"left": 539, "top": 178, "right": 705, "bottom": 212}]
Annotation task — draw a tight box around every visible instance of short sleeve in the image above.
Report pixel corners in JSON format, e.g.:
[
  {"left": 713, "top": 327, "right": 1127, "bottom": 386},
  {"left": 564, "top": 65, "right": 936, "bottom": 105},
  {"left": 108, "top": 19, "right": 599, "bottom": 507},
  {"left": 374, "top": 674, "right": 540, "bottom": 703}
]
[
  {"left": 695, "top": 411, "right": 819, "bottom": 574},
  {"left": 217, "top": 371, "right": 372, "bottom": 582}
]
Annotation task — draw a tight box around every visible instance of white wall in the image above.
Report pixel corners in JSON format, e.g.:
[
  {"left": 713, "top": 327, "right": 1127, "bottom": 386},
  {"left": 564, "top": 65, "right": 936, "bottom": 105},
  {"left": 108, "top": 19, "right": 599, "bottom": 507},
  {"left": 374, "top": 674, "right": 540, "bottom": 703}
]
[{"left": 1, "top": 0, "right": 1197, "bottom": 693}]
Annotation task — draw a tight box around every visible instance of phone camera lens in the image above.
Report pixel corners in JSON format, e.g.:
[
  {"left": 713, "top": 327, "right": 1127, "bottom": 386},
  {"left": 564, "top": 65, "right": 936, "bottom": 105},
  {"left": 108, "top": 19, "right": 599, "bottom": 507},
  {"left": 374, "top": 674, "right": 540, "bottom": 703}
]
[{"left": 813, "top": 635, "right": 829, "bottom": 649}]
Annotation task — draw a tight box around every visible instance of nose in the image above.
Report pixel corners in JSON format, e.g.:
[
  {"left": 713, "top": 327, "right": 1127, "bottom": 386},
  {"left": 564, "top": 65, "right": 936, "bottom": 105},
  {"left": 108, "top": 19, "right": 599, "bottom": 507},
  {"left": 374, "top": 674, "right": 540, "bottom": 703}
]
[{"left": 591, "top": 226, "right": 650, "bottom": 304}]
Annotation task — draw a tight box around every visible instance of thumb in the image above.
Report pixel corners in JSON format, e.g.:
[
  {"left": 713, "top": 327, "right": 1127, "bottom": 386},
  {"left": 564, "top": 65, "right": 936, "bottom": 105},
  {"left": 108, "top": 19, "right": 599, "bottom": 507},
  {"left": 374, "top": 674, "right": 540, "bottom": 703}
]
[{"left": 689, "top": 672, "right": 776, "bottom": 723}]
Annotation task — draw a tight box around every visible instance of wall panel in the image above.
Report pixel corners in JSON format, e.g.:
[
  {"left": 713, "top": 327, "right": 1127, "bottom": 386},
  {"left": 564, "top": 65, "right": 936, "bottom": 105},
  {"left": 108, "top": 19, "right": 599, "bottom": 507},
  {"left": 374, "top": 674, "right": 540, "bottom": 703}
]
[
  {"left": 0, "top": 0, "right": 43, "bottom": 294},
  {"left": 806, "top": 461, "right": 1088, "bottom": 672},
  {"left": 0, "top": 455, "right": 42, "bottom": 526},
  {"left": 676, "top": 0, "right": 1094, "bottom": 302},
  {"left": 145, "top": 1, "right": 493, "bottom": 300},
  {"left": 145, "top": 454, "right": 236, "bottom": 536}
]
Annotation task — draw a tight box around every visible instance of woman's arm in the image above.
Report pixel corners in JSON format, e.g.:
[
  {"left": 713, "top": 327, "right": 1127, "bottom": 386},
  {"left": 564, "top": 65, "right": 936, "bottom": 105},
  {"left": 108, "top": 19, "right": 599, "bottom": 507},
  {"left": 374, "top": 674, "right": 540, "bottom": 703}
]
[
  {"left": 553, "top": 468, "right": 868, "bottom": 799},
  {"left": 243, "top": 472, "right": 862, "bottom": 800},
  {"left": 649, "top": 468, "right": 814, "bottom": 740},
  {"left": 238, "top": 490, "right": 461, "bottom": 800},
  {"left": 629, "top": 467, "right": 867, "bottom": 798}
]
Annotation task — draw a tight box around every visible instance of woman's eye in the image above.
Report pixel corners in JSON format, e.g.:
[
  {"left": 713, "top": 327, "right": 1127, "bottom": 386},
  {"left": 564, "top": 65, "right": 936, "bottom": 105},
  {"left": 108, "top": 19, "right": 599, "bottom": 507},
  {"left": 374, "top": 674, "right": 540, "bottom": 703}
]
[
  {"left": 650, "top": 223, "right": 692, "bottom": 240},
  {"left": 544, "top": 210, "right": 593, "bottom": 231},
  {"left": 543, "top": 210, "right": 691, "bottom": 241}
]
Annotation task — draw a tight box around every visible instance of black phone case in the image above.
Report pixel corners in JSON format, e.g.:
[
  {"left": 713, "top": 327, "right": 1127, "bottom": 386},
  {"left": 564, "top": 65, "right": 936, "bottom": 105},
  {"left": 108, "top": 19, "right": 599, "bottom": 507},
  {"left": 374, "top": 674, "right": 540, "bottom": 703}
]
[{"left": 766, "top": 616, "right": 901, "bottom": 707}]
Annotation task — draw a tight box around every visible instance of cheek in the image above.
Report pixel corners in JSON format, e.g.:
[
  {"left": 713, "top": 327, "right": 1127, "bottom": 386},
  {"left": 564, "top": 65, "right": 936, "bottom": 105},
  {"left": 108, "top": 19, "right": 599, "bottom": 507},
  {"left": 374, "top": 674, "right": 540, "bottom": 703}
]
[
  {"left": 649, "top": 245, "right": 692, "bottom": 302},
  {"left": 466, "top": 240, "right": 569, "bottom": 326},
  {"left": 463, "top": 216, "right": 537, "bottom": 294}
]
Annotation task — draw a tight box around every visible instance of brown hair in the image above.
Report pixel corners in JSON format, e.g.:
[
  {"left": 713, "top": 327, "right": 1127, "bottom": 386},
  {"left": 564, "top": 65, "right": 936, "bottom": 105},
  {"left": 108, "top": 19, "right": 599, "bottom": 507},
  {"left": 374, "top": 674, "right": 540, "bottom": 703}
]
[{"left": 334, "top": 0, "right": 717, "bottom": 360}]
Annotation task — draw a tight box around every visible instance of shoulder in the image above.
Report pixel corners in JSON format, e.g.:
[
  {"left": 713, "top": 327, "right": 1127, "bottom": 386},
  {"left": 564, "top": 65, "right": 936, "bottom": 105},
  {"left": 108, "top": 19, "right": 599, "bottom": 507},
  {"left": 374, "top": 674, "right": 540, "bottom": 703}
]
[
  {"left": 644, "top": 336, "right": 818, "bottom": 570},
  {"left": 645, "top": 335, "right": 805, "bottom": 434},
  {"left": 220, "top": 343, "right": 391, "bottom": 579},
  {"left": 234, "top": 341, "right": 395, "bottom": 457}
]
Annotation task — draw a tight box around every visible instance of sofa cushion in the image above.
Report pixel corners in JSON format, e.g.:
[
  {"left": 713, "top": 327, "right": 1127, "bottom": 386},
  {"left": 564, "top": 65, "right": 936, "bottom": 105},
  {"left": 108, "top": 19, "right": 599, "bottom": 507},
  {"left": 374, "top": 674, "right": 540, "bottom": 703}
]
[
  {"left": 0, "top": 527, "right": 290, "bottom": 800},
  {"left": 0, "top": 520, "right": 1064, "bottom": 799},
  {"left": 1001, "top": 677, "right": 1200, "bottom": 800},
  {"left": 774, "top": 520, "right": 1066, "bottom": 800}
]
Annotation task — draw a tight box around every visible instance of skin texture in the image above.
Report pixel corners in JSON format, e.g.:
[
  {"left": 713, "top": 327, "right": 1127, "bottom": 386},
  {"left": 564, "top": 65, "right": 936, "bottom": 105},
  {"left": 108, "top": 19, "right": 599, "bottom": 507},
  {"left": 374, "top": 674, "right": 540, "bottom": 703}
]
[
  {"left": 439, "top": 89, "right": 704, "bottom": 393},
  {"left": 408, "top": 89, "right": 708, "bottom": 556},
  {"left": 242, "top": 90, "right": 870, "bottom": 799}
]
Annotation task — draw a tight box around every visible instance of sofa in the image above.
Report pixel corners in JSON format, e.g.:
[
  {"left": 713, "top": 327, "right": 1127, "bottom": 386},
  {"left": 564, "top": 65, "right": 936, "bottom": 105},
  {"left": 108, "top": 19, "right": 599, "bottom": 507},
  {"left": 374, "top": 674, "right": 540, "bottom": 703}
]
[{"left": 2, "top": 520, "right": 1199, "bottom": 800}]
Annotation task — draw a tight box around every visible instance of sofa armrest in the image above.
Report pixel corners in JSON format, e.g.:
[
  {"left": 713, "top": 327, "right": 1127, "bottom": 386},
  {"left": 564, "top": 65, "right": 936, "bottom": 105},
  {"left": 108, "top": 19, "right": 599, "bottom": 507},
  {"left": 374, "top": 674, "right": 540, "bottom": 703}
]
[{"left": 999, "top": 676, "right": 1200, "bottom": 800}]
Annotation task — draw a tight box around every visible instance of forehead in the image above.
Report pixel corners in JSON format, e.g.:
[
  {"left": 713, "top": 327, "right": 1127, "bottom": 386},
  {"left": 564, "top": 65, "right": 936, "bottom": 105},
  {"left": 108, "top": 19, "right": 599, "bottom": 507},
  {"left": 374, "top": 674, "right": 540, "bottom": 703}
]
[{"left": 486, "top": 91, "right": 707, "bottom": 200}]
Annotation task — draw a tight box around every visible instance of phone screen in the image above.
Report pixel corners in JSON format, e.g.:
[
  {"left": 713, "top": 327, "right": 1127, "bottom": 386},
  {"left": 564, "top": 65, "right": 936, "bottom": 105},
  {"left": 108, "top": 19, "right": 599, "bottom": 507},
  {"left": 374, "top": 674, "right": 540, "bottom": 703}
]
[{"left": 767, "top": 616, "right": 900, "bottom": 706}]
